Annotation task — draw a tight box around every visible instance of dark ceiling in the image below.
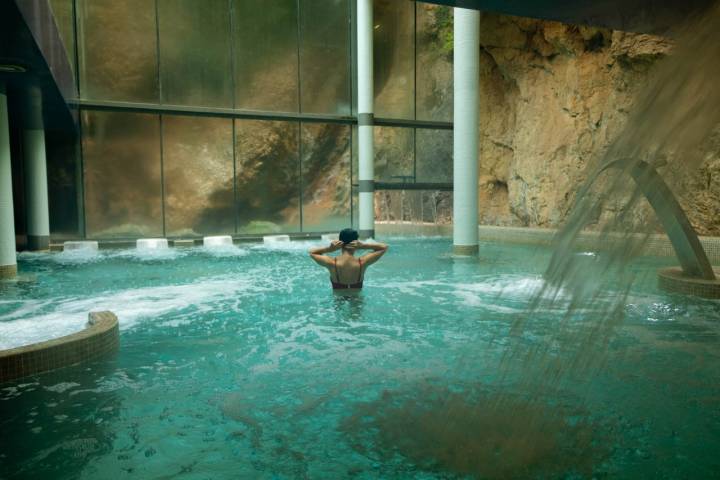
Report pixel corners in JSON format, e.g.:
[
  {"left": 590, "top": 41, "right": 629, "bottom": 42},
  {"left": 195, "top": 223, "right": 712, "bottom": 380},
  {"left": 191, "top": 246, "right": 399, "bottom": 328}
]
[
  {"left": 421, "top": 0, "right": 716, "bottom": 34},
  {"left": 0, "top": 0, "right": 76, "bottom": 131}
]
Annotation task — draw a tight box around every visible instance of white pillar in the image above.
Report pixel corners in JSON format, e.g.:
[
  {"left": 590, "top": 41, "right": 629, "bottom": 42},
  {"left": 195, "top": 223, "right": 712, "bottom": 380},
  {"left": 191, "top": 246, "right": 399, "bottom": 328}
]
[
  {"left": 0, "top": 83, "right": 17, "bottom": 278},
  {"left": 357, "top": 0, "right": 374, "bottom": 239},
  {"left": 452, "top": 8, "right": 480, "bottom": 255},
  {"left": 23, "top": 87, "right": 50, "bottom": 251}
]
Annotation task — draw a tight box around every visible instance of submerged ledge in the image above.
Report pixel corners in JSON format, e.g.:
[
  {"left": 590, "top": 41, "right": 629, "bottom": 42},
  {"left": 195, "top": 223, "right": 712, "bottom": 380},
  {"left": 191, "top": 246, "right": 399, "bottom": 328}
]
[{"left": 0, "top": 311, "right": 119, "bottom": 384}]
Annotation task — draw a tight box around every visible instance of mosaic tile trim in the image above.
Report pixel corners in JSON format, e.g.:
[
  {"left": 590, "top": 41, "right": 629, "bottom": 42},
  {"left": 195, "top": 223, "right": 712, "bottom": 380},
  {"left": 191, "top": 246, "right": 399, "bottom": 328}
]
[
  {"left": 0, "top": 264, "right": 17, "bottom": 279},
  {"left": 0, "top": 311, "right": 119, "bottom": 384},
  {"left": 658, "top": 267, "right": 720, "bottom": 299}
]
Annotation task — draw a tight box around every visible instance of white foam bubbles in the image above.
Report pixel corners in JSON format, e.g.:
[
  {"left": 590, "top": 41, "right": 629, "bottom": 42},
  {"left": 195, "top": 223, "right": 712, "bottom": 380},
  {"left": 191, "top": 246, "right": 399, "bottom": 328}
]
[
  {"left": 136, "top": 238, "right": 169, "bottom": 250},
  {"left": 0, "top": 272, "right": 275, "bottom": 350},
  {"left": 203, "top": 236, "right": 233, "bottom": 247}
]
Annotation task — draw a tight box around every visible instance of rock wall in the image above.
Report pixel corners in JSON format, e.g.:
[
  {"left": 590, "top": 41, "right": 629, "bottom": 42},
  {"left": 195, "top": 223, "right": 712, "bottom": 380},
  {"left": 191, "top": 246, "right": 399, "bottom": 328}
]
[{"left": 475, "top": 12, "right": 720, "bottom": 236}]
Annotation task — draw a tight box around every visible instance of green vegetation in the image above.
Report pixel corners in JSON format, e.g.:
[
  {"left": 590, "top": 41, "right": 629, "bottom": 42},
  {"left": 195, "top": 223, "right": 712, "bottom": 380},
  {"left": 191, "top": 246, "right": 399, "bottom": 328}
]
[{"left": 432, "top": 6, "right": 454, "bottom": 55}]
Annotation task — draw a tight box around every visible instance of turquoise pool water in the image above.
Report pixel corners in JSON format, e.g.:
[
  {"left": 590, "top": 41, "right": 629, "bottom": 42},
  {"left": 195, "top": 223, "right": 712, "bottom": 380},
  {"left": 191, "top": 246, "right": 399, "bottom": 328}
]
[{"left": 1, "top": 238, "right": 719, "bottom": 479}]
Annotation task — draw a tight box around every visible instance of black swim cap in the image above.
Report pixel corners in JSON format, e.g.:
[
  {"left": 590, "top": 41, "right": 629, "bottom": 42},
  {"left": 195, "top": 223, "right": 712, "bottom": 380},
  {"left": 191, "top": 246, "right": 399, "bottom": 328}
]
[{"left": 339, "top": 228, "right": 359, "bottom": 244}]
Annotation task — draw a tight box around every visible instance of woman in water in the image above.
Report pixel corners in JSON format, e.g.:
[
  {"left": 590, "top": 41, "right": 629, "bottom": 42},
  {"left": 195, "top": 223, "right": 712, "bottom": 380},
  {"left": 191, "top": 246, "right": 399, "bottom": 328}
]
[{"left": 309, "top": 228, "right": 389, "bottom": 291}]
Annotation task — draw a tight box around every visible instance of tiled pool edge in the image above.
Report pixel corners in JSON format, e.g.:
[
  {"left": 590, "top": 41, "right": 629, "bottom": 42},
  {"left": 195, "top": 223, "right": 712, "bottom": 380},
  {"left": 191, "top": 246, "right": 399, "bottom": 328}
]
[
  {"left": 375, "top": 223, "right": 720, "bottom": 264},
  {"left": 0, "top": 311, "right": 119, "bottom": 384},
  {"left": 658, "top": 267, "right": 720, "bottom": 299}
]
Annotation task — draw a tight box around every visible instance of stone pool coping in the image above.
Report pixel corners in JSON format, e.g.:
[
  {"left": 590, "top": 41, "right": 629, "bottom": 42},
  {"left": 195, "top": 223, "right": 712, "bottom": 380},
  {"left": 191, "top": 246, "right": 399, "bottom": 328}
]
[
  {"left": 48, "top": 232, "right": 329, "bottom": 251},
  {"left": 375, "top": 223, "right": 720, "bottom": 264},
  {"left": 0, "top": 311, "right": 119, "bottom": 384},
  {"left": 46, "top": 224, "right": 720, "bottom": 264}
]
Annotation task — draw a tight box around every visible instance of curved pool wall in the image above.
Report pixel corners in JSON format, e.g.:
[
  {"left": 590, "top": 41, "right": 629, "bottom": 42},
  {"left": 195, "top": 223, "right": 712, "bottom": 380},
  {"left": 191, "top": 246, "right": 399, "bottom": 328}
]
[
  {"left": 658, "top": 267, "right": 720, "bottom": 298},
  {"left": 0, "top": 311, "right": 119, "bottom": 383}
]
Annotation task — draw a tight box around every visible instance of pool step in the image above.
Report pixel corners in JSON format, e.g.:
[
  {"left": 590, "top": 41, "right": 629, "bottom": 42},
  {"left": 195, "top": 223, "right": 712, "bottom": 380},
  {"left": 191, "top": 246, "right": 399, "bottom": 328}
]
[
  {"left": 136, "top": 238, "right": 169, "bottom": 250},
  {"left": 203, "top": 235, "right": 233, "bottom": 247},
  {"left": 63, "top": 241, "right": 99, "bottom": 251}
]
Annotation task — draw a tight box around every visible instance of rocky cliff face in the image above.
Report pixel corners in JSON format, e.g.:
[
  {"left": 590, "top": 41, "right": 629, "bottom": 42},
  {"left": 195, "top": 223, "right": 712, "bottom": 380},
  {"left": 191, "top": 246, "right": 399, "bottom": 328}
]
[{"left": 475, "top": 12, "right": 720, "bottom": 236}]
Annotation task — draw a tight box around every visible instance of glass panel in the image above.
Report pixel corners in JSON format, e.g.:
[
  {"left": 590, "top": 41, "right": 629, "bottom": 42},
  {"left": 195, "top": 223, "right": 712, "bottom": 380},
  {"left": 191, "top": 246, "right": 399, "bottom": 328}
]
[
  {"left": 375, "top": 190, "right": 452, "bottom": 223},
  {"left": 163, "top": 116, "right": 234, "bottom": 236},
  {"left": 233, "top": 0, "right": 299, "bottom": 112},
  {"left": 299, "top": 0, "right": 351, "bottom": 115},
  {"left": 76, "top": 0, "right": 158, "bottom": 102},
  {"left": 301, "top": 123, "right": 351, "bottom": 232},
  {"left": 374, "top": 0, "right": 415, "bottom": 119},
  {"left": 235, "top": 120, "right": 300, "bottom": 233},
  {"left": 416, "top": 129, "right": 453, "bottom": 183},
  {"left": 46, "top": 131, "right": 80, "bottom": 236},
  {"left": 374, "top": 126, "right": 414, "bottom": 183},
  {"left": 421, "top": 190, "right": 453, "bottom": 224},
  {"left": 82, "top": 110, "right": 162, "bottom": 238},
  {"left": 416, "top": 3, "right": 453, "bottom": 121},
  {"left": 158, "top": 0, "right": 233, "bottom": 107},
  {"left": 49, "top": 0, "right": 76, "bottom": 76}
]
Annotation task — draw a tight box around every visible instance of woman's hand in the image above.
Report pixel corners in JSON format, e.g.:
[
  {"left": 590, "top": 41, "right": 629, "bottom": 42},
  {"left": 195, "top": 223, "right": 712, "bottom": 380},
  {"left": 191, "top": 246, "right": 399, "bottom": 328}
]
[{"left": 329, "top": 240, "right": 344, "bottom": 252}]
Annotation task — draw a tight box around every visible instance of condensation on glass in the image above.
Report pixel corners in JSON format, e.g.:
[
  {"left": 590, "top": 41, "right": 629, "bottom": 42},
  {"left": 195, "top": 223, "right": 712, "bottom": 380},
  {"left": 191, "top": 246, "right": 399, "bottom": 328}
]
[
  {"left": 158, "top": 0, "right": 233, "bottom": 107},
  {"left": 374, "top": 0, "right": 415, "bottom": 119},
  {"left": 235, "top": 120, "right": 300, "bottom": 234},
  {"left": 233, "top": 0, "right": 299, "bottom": 112},
  {"left": 49, "top": 0, "right": 76, "bottom": 76},
  {"left": 301, "top": 123, "right": 351, "bottom": 232},
  {"left": 76, "top": 0, "right": 159, "bottom": 102},
  {"left": 374, "top": 126, "right": 415, "bottom": 183},
  {"left": 299, "top": 0, "right": 351, "bottom": 115},
  {"left": 416, "top": 129, "right": 452, "bottom": 183},
  {"left": 416, "top": 3, "right": 453, "bottom": 121},
  {"left": 163, "top": 116, "right": 235, "bottom": 236},
  {"left": 81, "top": 110, "right": 163, "bottom": 238}
]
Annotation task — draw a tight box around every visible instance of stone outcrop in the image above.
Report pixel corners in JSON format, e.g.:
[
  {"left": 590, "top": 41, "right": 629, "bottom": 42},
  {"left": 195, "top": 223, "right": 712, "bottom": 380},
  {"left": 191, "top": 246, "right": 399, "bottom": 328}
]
[{"left": 474, "top": 12, "right": 720, "bottom": 236}]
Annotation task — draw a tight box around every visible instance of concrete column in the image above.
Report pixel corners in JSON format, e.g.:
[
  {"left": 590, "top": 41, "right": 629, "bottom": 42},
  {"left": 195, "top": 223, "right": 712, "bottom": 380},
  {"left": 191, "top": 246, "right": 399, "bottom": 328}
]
[
  {"left": 452, "top": 8, "right": 480, "bottom": 256},
  {"left": 0, "top": 83, "right": 17, "bottom": 278},
  {"left": 357, "top": 0, "right": 375, "bottom": 239},
  {"left": 22, "top": 87, "right": 50, "bottom": 250}
]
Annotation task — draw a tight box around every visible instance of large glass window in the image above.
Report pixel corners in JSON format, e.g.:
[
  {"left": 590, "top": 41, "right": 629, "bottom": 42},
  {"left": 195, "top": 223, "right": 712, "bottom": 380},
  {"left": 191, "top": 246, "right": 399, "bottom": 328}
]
[
  {"left": 375, "top": 190, "right": 452, "bottom": 223},
  {"left": 46, "top": 131, "right": 80, "bottom": 237},
  {"left": 163, "top": 116, "right": 235, "bottom": 236},
  {"left": 299, "top": 0, "right": 351, "bottom": 115},
  {"left": 235, "top": 120, "right": 300, "bottom": 233},
  {"left": 82, "top": 111, "right": 163, "bottom": 238},
  {"left": 416, "top": 3, "right": 453, "bottom": 121},
  {"left": 233, "top": 0, "right": 299, "bottom": 112},
  {"left": 158, "top": 0, "right": 233, "bottom": 107},
  {"left": 49, "top": 0, "right": 76, "bottom": 76},
  {"left": 374, "top": 0, "right": 415, "bottom": 119},
  {"left": 76, "top": 0, "right": 159, "bottom": 102},
  {"left": 374, "top": 127, "right": 415, "bottom": 183},
  {"left": 301, "top": 123, "right": 351, "bottom": 231},
  {"left": 416, "top": 129, "right": 453, "bottom": 183}
]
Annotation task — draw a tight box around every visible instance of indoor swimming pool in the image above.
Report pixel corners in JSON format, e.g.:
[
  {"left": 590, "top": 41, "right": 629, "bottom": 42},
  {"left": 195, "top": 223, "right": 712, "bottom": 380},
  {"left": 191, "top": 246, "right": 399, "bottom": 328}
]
[{"left": 1, "top": 237, "right": 719, "bottom": 479}]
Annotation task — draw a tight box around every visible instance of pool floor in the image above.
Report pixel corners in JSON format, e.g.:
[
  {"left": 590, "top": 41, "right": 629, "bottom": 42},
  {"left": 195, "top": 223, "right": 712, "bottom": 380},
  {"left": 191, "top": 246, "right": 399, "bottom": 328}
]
[{"left": 1, "top": 238, "right": 719, "bottom": 478}]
